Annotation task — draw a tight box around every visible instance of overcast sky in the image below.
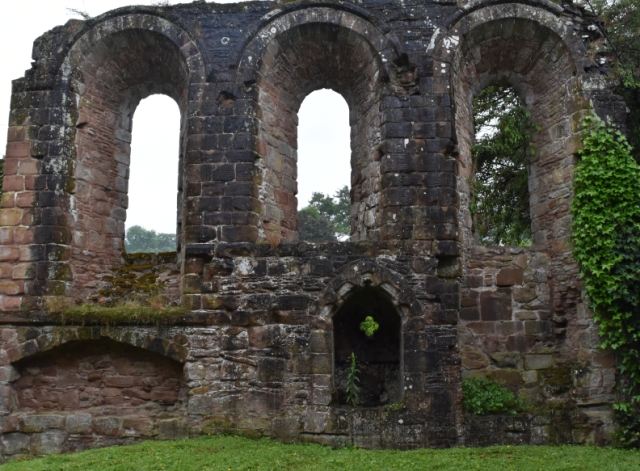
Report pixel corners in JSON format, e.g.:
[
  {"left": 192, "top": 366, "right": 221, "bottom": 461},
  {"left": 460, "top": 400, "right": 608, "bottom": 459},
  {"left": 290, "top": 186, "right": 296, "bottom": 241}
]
[{"left": 0, "top": 0, "right": 350, "bottom": 234}]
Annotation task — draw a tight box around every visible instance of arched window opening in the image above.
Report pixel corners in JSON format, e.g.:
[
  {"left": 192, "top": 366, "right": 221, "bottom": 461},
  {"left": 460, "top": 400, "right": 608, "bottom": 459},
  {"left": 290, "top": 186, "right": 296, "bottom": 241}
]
[
  {"left": 254, "top": 22, "right": 384, "bottom": 245},
  {"left": 333, "top": 286, "right": 402, "bottom": 407},
  {"left": 470, "top": 86, "right": 537, "bottom": 246},
  {"left": 126, "top": 95, "right": 181, "bottom": 253},
  {"left": 297, "top": 90, "right": 351, "bottom": 242}
]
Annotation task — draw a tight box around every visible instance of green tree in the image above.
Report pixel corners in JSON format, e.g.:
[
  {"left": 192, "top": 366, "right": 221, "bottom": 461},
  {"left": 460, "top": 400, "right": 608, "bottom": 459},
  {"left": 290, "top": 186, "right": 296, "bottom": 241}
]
[
  {"left": 298, "top": 206, "right": 337, "bottom": 242},
  {"left": 578, "top": 0, "right": 640, "bottom": 161},
  {"left": 307, "top": 186, "right": 350, "bottom": 236},
  {"left": 470, "top": 86, "right": 538, "bottom": 246},
  {"left": 125, "top": 225, "right": 176, "bottom": 253},
  {"left": 298, "top": 185, "right": 351, "bottom": 241}
]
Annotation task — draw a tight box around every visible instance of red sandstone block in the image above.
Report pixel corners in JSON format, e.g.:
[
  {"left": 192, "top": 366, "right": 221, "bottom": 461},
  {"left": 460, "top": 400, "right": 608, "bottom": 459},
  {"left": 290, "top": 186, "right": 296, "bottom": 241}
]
[
  {"left": 150, "top": 390, "right": 179, "bottom": 403},
  {"left": 19, "top": 210, "right": 31, "bottom": 226},
  {"left": 121, "top": 388, "right": 150, "bottom": 401},
  {"left": 2, "top": 415, "right": 20, "bottom": 433},
  {"left": 0, "top": 264, "right": 12, "bottom": 279},
  {"left": 0, "top": 247, "right": 19, "bottom": 262},
  {"left": 1, "top": 193, "right": 15, "bottom": 209},
  {"left": 2, "top": 159, "right": 18, "bottom": 176},
  {"left": 5, "top": 142, "right": 29, "bottom": 158},
  {"left": 0, "top": 281, "right": 24, "bottom": 296},
  {"left": 141, "top": 376, "right": 163, "bottom": 388},
  {"left": 2, "top": 176, "right": 24, "bottom": 192},
  {"left": 103, "top": 396, "right": 126, "bottom": 406},
  {"left": 6, "top": 127, "right": 25, "bottom": 143},
  {"left": 18, "top": 246, "right": 40, "bottom": 262},
  {"left": 17, "top": 159, "right": 39, "bottom": 176},
  {"left": 105, "top": 376, "right": 134, "bottom": 388},
  {"left": 122, "top": 417, "right": 154, "bottom": 437},
  {"left": 24, "top": 176, "right": 37, "bottom": 191},
  {"left": 0, "top": 328, "right": 17, "bottom": 342},
  {"left": 13, "top": 227, "right": 33, "bottom": 245},
  {"left": 0, "top": 209, "right": 23, "bottom": 227},
  {"left": 0, "top": 351, "right": 9, "bottom": 368},
  {"left": 102, "top": 387, "right": 122, "bottom": 398},
  {"left": 496, "top": 268, "right": 524, "bottom": 287},
  {"left": 15, "top": 192, "right": 35, "bottom": 208},
  {"left": 5, "top": 347, "right": 20, "bottom": 362},
  {"left": 12, "top": 263, "right": 35, "bottom": 280}
]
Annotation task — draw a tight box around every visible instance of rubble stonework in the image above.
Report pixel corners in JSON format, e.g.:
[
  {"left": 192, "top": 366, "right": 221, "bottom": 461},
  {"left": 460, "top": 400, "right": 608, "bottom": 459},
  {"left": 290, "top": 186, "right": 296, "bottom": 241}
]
[{"left": 0, "top": 0, "right": 627, "bottom": 459}]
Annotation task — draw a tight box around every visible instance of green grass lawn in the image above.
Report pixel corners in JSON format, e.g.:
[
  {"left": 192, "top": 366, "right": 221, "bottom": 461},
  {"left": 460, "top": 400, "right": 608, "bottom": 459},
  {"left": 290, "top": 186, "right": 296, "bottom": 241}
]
[{"left": 0, "top": 435, "right": 638, "bottom": 471}]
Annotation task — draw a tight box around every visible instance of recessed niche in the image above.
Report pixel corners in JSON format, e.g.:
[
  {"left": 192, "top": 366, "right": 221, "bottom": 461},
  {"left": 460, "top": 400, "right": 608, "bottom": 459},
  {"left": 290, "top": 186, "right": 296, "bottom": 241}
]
[{"left": 333, "top": 285, "right": 402, "bottom": 407}]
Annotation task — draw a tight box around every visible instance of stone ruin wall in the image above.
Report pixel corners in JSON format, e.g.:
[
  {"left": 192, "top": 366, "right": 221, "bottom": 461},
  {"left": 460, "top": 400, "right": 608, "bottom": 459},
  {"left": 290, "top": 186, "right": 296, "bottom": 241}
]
[{"left": 0, "top": 0, "right": 630, "bottom": 460}]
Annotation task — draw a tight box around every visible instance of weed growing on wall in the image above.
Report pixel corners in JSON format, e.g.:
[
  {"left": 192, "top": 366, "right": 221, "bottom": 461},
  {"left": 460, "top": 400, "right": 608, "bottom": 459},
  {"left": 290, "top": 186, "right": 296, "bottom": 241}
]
[
  {"left": 359, "top": 316, "right": 379, "bottom": 337},
  {"left": 462, "top": 377, "right": 526, "bottom": 415},
  {"left": 571, "top": 114, "right": 640, "bottom": 447},
  {"left": 346, "top": 352, "right": 360, "bottom": 406}
]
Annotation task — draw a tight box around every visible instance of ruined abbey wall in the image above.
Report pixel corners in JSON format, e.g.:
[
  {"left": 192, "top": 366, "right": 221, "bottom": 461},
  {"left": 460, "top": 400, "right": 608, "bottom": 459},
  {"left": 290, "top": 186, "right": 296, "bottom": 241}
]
[{"left": 0, "top": 0, "right": 628, "bottom": 460}]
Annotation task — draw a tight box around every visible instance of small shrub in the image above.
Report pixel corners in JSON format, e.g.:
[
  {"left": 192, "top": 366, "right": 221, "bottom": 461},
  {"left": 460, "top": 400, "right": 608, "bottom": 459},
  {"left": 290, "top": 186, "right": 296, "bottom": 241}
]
[
  {"left": 359, "top": 316, "right": 379, "bottom": 337},
  {"left": 462, "top": 377, "right": 526, "bottom": 415}
]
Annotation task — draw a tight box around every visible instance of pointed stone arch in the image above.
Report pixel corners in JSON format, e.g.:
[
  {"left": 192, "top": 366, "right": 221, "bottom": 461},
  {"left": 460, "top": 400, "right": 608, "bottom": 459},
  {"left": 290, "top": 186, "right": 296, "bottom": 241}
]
[{"left": 317, "top": 259, "right": 424, "bottom": 320}]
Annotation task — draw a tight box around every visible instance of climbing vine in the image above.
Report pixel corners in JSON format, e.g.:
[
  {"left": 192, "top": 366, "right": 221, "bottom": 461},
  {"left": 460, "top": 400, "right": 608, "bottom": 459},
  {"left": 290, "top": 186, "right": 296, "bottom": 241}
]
[{"left": 571, "top": 114, "right": 640, "bottom": 447}]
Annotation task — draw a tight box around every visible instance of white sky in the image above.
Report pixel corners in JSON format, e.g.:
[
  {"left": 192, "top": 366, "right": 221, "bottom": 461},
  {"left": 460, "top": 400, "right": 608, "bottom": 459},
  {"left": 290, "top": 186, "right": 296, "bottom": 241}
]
[{"left": 0, "top": 0, "right": 350, "bottom": 234}]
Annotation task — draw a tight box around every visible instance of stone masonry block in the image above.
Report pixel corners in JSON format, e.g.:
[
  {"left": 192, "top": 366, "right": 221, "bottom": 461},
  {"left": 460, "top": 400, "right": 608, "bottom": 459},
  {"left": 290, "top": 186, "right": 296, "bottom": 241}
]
[
  {"left": 496, "top": 268, "right": 524, "bottom": 286},
  {"left": 480, "top": 288, "right": 512, "bottom": 321}
]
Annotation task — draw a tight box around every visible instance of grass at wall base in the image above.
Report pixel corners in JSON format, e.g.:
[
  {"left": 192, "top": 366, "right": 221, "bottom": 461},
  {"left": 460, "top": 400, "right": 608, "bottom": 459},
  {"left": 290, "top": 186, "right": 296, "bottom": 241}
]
[{"left": 0, "top": 435, "right": 639, "bottom": 471}]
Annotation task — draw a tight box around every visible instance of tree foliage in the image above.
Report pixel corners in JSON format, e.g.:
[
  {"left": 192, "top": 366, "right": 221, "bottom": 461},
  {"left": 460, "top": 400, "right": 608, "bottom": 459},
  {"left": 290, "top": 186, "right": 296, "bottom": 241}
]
[
  {"left": 125, "top": 225, "right": 176, "bottom": 253},
  {"left": 470, "top": 86, "right": 538, "bottom": 245},
  {"left": 298, "top": 206, "right": 337, "bottom": 242},
  {"left": 298, "top": 185, "right": 350, "bottom": 241},
  {"left": 571, "top": 115, "right": 640, "bottom": 447},
  {"left": 579, "top": 0, "right": 640, "bottom": 161}
]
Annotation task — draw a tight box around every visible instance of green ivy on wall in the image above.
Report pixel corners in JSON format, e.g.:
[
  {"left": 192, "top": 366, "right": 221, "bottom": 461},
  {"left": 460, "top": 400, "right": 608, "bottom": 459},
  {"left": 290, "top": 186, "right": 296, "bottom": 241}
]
[{"left": 571, "top": 114, "right": 640, "bottom": 447}]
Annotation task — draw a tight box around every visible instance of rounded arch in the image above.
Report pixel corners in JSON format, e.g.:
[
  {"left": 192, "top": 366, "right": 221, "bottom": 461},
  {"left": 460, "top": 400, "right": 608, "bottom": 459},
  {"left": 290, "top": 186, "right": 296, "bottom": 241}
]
[
  {"left": 442, "top": 0, "right": 565, "bottom": 28},
  {"left": 57, "top": 19, "right": 201, "bottom": 298},
  {"left": 236, "top": 6, "right": 404, "bottom": 87},
  {"left": 58, "top": 12, "right": 210, "bottom": 87},
  {"left": 7, "top": 326, "right": 188, "bottom": 365},
  {"left": 241, "top": 8, "right": 405, "bottom": 245},
  {"left": 431, "top": 5, "right": 592, "bottom": 252}
]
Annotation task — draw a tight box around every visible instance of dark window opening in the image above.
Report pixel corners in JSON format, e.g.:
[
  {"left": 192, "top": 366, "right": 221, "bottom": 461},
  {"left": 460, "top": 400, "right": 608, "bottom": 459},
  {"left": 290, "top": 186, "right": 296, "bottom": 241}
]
[
  {"left": 471, "top": 86, "right": 537, "bottom": 246},
  {"left": 333, "top": 286, "right": 402, "bottom": 407}
]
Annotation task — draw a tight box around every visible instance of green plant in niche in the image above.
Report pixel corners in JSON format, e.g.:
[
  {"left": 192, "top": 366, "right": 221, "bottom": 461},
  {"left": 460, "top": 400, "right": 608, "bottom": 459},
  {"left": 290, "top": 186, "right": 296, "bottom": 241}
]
[
  {"left": 462, "top": 377, "right": 526, "bottom": 415},
  {"left": 359, "top": 316, "right": 379, "bottom": 337},
  {"left": 345, "top": 352, "right": 360, "bottom": 406},
  {"left": 386, "top": 402, "right": 405, "bottom": 411},
  {"left": 571, "top": 114, "right": 640, "bottom": 447}
]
